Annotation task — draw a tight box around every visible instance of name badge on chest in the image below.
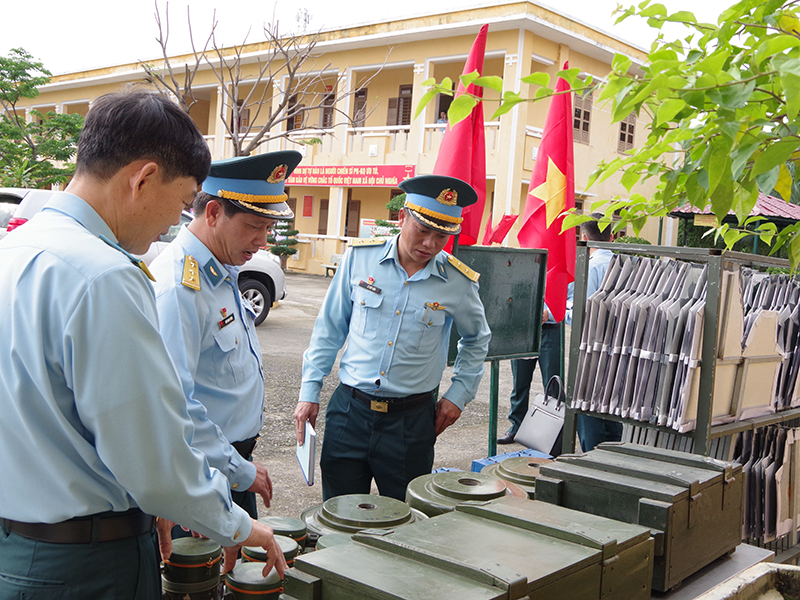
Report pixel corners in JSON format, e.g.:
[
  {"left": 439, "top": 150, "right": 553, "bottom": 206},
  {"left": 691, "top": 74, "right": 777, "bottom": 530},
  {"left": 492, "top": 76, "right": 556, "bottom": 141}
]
[
  {"left": 358, "top": 277, "right": 382, "bottom": 295},
  {"left": 219, "top": 307, "right": 236, "bottom": 329}
]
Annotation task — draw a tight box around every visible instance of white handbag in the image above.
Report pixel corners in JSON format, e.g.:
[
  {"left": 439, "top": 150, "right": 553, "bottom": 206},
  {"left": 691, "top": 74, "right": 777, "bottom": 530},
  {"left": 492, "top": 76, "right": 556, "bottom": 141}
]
[{"left": 513, "top": 375, "right": 565, "bottom": 457}]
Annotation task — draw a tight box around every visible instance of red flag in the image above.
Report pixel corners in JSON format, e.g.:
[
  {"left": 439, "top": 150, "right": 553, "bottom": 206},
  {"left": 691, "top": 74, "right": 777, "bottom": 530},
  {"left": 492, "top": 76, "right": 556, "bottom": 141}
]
[
  {"left": 482, "top": 214, "right": 519, "bottom": 245},
  {"left": 434, "top": 24, "right": 488, "bottom": 251},
  {"left": 517, "top": 62, "right": 576, "bottom": 323}
]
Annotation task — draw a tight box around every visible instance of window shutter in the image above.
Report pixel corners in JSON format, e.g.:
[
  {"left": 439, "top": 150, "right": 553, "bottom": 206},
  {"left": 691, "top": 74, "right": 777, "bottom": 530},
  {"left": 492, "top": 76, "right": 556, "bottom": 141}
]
[
  {"left": 573, "top": 91, "right": 592, "bottom": 145},
  {"left": 386, "top": 98, "right": 399, "bottom": 126},
  {"left": 353, "top": 89, "right": 367, "bottom": 127},
  {"left": 318, "top": 199, "right": 329, "bottom": 235},
  {"left": 346, "top": 200, "right": 361, "bottom": 238},
  {"left": 617, "top": 112, "right": 636, "bottom": 153}
]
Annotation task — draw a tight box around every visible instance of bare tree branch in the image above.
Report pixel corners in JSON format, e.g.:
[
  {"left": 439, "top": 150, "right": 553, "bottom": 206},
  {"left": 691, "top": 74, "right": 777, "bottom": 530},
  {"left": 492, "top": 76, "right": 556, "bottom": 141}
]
[{"left": 140, "top": 4, "right": 389, "bottom": 156}]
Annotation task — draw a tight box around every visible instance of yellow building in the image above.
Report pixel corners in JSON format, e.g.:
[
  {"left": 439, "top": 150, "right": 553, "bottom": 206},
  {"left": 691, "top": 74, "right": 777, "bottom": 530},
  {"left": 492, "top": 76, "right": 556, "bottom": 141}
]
[{"left": 24, "top": 1, "right": 671, "bottom": 275}]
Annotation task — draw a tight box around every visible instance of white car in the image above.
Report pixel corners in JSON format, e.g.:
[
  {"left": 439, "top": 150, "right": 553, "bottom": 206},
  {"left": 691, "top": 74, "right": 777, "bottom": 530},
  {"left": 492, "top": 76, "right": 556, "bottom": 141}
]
[{"left": 3, "top": 192, "right": 285, "bottom": 326}]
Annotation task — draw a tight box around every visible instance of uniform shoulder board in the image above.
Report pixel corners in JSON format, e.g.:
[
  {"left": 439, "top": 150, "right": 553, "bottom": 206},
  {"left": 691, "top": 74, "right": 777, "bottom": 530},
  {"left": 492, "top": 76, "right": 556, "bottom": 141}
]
[
  {"left": 181, "top": 255, "right": 201, "bottom": 291},
  {"left": 349, "top": 237, "right": 387, "bottom": 248},
  {"left": 447, "top": 255, "right": 480, "bottom": 282}
]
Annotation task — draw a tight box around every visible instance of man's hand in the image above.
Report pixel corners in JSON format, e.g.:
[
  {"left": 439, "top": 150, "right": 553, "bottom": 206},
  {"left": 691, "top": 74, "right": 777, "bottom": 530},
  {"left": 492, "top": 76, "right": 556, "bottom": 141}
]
[
  {"left": 155, "top": 517, "right": 175, "bottom": 561},
  {"left": 294, "top": 401, "right": 319, "bottom": 445},
  {"left": 434, "top": 398, "right": 462, "bottom": 436},
  {"left": 223, "top": 519, "right": 288, "bottom": 578},
  {"left": 247, "top": 462, "right": 273, "bottom": 508}
]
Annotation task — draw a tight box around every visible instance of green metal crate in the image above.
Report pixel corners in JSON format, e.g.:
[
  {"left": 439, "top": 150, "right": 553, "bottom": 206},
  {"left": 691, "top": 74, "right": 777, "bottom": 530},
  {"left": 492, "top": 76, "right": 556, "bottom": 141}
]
[
  {"left": 536, "top": 442, "right": 744, "bottom": 592},
  {"left": 281, "top": 496, "right": 653, "bottom": 600}
]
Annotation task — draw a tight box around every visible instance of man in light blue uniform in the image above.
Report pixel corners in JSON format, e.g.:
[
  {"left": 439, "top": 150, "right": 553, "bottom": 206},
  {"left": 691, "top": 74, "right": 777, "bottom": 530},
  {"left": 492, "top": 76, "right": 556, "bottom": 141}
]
[
  {"left": 294, "top": 175, "right": 491, "bottom": 501},
  {"left": 0, "top": 91, "right": 285, "bottom": 600},
  {"left": 150, "top": 151, "right": 302, "bottom": 521},
  {"left": 565, "top": 216, "right": 618, "bottom": 451}
]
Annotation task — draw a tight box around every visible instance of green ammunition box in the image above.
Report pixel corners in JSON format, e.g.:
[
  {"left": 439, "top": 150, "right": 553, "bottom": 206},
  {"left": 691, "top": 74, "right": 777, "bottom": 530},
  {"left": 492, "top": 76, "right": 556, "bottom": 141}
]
[
  {"left": 536, "top": 442, "right": 744, "bottom": 592},
  {"left": 281, "top": 496, "right": 653, "bottom": 600}
]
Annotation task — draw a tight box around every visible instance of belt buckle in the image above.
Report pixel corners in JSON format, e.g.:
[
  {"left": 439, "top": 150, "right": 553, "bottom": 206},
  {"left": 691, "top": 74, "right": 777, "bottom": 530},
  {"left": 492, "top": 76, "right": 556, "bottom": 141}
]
[{"left": 370, "top": 400, "right": 389, "bottom": 413}]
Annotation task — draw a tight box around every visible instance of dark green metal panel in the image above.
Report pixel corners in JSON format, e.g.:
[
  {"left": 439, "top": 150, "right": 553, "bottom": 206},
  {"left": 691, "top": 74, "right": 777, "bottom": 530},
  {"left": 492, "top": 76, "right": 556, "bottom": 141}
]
[
  {"left": 284, "top": 542, "right": 509, "bottom": 600},
  {"left": 448, "top": 246, "right": 547, "bottom": 363}
]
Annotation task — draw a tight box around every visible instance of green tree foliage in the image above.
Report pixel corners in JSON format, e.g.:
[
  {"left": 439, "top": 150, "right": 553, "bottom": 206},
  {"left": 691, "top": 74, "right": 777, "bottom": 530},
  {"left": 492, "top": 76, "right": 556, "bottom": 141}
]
[
  {"left": 0, "top": 49, "right": 83, "bottom": 188},
  {"left": 418, "top": 0, "right": 800, "bottom": 266}
]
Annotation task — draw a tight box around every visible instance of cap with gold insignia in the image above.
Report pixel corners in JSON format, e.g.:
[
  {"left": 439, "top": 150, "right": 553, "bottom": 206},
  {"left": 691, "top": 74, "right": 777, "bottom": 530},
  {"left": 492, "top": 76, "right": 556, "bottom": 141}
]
[
  {"left": 201, "top": 150, "right": 302, "bottom": 220},
  {"left": 399, "top": 175, "right": 478, "bottom": 234}
]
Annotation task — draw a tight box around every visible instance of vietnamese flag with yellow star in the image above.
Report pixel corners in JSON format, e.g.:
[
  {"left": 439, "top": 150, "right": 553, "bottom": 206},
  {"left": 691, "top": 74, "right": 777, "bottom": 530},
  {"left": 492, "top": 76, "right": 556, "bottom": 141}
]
[{"left": 517, "top": 62, "right": 576, "bottom": 322}]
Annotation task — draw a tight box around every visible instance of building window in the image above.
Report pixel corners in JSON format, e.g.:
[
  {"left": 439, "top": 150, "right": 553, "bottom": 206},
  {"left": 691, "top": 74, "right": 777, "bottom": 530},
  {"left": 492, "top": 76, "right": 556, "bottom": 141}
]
[
  {"left": 387, "top": 84, "right": 413, "bottom": 127},
  {"left": 287, "top": 95, "right": 305, "bottom": 131},
  {"left": 321, "top": 93, "right": 335, "bottom": 128},
  {"left": 353, "top": 89, "right": 367, "bottom": 127},
  {"left": 618, "top": 112, "right": 636, "bottom": 153},
  {"left": 573, "top": 90, "right": 592, "bottom": 145}
]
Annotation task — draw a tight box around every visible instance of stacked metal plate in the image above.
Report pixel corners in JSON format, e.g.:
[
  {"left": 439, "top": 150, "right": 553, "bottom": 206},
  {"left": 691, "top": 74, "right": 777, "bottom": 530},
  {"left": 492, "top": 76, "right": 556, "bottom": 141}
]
[
  {"left": 536, "top": 442, "right": 744, "bottom": 592},
  {"left": 282, "top": 496, "right": 653, "bottom": 600},
  {"left": 480, "top": 456, "right": 553, "bottom": 499},
  {"left": 300, "top": 494, "right": 427, "bottom": 545},
  {"left": 405, "top": 470, "right": 527, "bottom": 516}
]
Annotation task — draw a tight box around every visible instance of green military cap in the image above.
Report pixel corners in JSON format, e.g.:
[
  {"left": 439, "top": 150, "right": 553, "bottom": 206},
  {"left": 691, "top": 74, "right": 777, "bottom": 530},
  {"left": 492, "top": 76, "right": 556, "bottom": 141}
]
[
  {"left": 399, "top": 175, "right": 478, "bottom": 234},
  {"left": 201, "top": 150, "right": 302, "bottom": 220}
]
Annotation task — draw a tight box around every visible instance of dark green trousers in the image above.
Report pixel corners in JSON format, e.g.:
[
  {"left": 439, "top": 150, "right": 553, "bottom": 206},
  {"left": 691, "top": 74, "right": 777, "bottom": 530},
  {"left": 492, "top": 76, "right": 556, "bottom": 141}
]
[
  {"left": 0, "top": 524, "right": 160, "bottom": 599},
  {"left": 320, "top": 384, "right": 436, "bottom": 501}
]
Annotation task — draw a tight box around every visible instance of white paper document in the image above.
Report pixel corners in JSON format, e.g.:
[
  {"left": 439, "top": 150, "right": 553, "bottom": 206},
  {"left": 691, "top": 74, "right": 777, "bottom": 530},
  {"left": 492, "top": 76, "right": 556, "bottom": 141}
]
[{"left": 296, "top": 421, "right": 316, "bottom": 486}]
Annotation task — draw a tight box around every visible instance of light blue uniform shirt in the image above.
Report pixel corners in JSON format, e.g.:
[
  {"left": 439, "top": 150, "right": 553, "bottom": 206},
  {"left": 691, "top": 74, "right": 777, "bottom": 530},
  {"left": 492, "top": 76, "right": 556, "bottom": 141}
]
[
  {"left": 0, "top": 193, "right": 250, "bottom": 545},
  {"left": 300, "top": 236, "right": 491, "bottom": 411},
  {"left": 150, "top": 226, "right": 264, "bottom": 492}
]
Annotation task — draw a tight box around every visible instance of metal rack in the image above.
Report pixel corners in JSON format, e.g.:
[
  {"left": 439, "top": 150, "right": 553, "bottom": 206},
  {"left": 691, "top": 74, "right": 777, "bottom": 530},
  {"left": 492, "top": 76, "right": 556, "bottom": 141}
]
[{"left": 562, "top": 241, "right": 794, "bottom": 460}]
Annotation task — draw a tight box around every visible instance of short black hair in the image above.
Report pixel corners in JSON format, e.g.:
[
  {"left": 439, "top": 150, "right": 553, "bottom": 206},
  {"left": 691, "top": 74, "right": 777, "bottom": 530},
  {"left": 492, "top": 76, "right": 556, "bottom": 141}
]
[
  {"left": 193, "top": 191, "right": 248, "bottom": 218},
  {"left": 581, "top": 212, "right": 613, "bottom": 242},
  {"left": 74, "top": 88, "right": 210, "bottom": 184}
]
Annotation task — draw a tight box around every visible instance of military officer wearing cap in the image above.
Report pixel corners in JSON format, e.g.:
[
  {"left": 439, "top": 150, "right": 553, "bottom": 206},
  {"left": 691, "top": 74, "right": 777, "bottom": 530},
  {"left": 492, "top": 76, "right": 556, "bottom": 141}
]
[
  {"left": 294, "top": 174, "right": 491, "bottom": 501},
  {"left": 150, "top": 150, "right": 302, "bottom": 522}
]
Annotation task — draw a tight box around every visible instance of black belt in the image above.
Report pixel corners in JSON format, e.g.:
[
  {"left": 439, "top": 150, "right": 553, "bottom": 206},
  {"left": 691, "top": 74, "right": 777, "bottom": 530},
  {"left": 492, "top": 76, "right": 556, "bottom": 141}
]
[
  {"left": 3, "top": 509, "right": 155, "bottom": 544},
  {"left": 344, "top": 385, "right": 435, "bottom": 413},
  {"left": 232, "top": 435, "right": 259, "bottom": 458}
]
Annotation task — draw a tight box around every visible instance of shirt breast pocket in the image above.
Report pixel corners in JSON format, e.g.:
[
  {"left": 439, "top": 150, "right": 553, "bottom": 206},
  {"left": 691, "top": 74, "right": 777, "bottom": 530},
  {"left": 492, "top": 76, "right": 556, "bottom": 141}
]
[
  {"left": 415, "top": 306, "right": 447, "bottom": 353},
  {"left": 352, "top": 287, "right": 383, "bottom": 340},
  {"left": 212, "top": 326, "right": 240, "bottom": 386}
]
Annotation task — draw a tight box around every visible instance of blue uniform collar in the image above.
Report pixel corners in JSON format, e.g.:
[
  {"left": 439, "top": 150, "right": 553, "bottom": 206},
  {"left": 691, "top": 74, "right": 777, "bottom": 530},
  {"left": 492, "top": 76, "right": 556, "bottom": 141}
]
[
  {"left": 379, "top": 234, "right": 448, "bottom": 281},
  {"left": 175, "top": 226, "right": 234, "bottom": 289},
  {"left": 43, "top": 192, "right": 118, "bottom": 242}
]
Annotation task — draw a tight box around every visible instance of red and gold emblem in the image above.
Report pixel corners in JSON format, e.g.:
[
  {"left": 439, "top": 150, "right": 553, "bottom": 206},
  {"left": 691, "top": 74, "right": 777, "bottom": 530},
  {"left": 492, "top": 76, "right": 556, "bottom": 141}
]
[
  {"left": 436, "top": 188, "right": 458, "bottom": 206},
  {"left": 267, "top": 164, "right": 288, "bottom": 183}
]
